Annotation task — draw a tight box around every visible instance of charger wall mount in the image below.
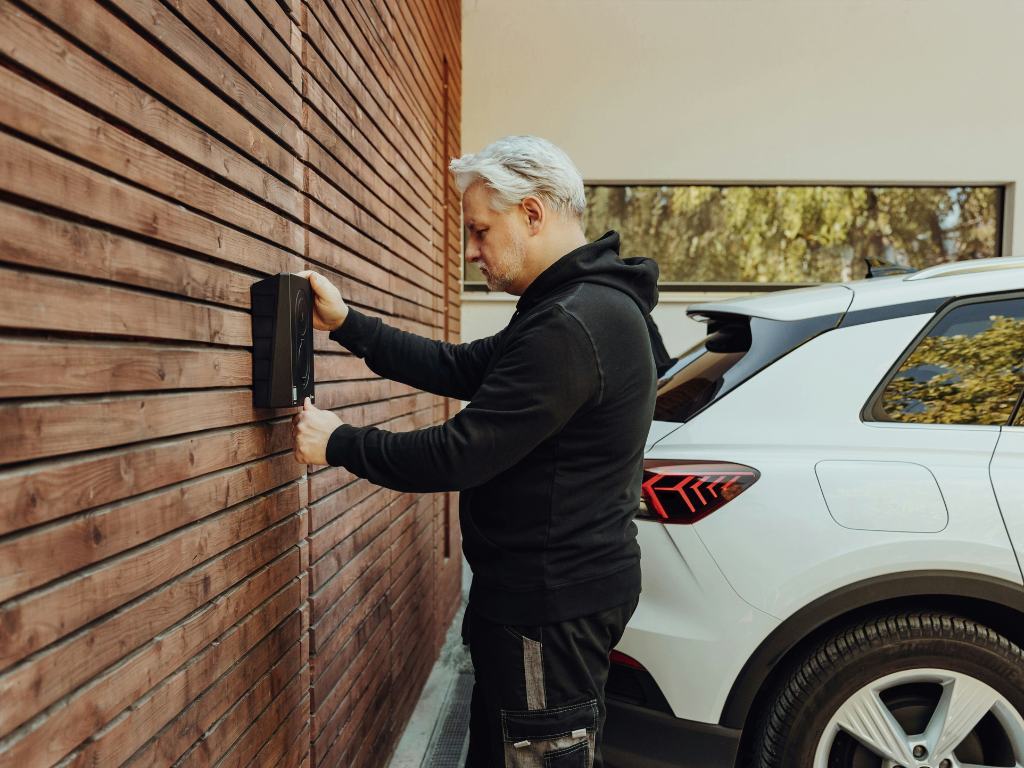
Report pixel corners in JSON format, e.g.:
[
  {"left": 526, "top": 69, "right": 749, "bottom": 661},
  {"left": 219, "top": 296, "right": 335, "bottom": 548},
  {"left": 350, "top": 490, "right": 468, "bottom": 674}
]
[{"left": 250, "top": 273, "right": 315, "bottom": 408}]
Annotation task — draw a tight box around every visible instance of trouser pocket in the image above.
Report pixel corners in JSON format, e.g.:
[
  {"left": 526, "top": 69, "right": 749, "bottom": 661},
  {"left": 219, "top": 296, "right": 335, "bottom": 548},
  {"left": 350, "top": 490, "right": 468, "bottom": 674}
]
[
  {"left": 542, "top": 741, "right": 588, "bottom": 768},
  {"left": 501, "top": 700, "right": 598, "bottom": 768}
]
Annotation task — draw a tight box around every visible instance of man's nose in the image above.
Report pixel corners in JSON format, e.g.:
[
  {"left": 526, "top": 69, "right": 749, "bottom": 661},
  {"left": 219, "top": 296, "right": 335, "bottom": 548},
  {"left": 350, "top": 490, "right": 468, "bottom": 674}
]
[{"left": 465, "top": 243, "right": 481, "bottom": 263}]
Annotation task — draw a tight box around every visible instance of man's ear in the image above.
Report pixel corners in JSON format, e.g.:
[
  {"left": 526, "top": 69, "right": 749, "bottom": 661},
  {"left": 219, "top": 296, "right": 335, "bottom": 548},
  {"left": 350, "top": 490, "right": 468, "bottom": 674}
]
[{"left": 521, "top": 196, "right": 545, "bottom": 236}]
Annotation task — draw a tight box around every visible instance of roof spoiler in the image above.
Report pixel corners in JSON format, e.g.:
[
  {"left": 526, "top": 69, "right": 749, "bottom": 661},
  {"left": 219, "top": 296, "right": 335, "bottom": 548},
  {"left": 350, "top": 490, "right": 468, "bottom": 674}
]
[{"left": 865, "top": 257, "right": 916, "bottom": 278}]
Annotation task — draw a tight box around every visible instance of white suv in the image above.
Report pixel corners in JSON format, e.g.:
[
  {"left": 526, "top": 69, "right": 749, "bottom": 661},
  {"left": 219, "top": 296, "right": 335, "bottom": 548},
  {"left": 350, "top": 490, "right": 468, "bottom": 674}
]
[{"left": 602, "top": 257, "right": 1024, "bottom": 768}]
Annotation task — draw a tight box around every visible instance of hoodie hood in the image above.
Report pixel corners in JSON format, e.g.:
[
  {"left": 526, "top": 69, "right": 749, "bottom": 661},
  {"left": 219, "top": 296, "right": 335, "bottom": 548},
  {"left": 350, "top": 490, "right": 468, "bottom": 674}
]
[{"left": 515, "top": 231, "right": 659, "bottom": 316}]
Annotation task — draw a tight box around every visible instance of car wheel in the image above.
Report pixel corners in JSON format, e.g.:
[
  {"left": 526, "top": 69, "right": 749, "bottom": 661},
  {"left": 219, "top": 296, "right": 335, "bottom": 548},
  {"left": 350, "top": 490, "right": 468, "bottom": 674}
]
[{"left": 754, "top": 612, "right": 1024, "bottom": 768}]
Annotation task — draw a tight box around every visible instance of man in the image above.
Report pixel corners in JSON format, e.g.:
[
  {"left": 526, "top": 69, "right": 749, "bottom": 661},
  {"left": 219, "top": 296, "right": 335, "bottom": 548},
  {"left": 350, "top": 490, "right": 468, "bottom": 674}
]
[{"left": 292, "top": 135, "right": 658, "bottom": 768}]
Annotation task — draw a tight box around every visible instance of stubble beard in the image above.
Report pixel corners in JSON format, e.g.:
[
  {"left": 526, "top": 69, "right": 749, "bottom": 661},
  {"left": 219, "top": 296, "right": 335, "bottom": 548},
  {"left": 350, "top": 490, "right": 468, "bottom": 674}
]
[{"left": 482, "top": 228, "right": 527, "bottom": 294}]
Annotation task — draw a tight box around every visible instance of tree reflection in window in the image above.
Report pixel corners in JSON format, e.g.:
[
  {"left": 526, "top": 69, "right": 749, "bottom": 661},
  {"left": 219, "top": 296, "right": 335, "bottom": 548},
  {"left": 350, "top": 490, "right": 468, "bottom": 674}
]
[
  {"left": 881, "top": 299, "right": 1024, "bottom": 426},
  {"left": 583, "top": 185, "right": 1002, "bottom": 284},
  {"left": 464, "top": 185, "right": 1004, "bottom": 286}
]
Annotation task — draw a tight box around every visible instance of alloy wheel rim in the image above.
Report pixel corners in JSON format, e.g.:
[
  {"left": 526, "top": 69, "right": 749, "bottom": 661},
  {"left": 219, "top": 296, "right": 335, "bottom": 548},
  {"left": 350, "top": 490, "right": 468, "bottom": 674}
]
[{"left": 812, "top": 668, "right": 1024, "bottom": 768}]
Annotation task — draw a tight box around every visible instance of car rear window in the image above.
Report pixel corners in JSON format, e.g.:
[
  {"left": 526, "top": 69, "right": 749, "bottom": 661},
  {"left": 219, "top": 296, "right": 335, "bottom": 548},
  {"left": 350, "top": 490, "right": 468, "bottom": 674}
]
[
  {"left": 871, "top": 296, "right": 1024, "bottom": 426},
  {"left": 654, "top": 313, "right": 842, "bottom": 423}
]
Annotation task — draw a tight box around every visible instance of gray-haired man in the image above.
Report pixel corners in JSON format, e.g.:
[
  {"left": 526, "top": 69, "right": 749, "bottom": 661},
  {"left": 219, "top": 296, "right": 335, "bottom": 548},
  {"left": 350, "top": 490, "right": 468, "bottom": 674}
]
[{"left": 292, "top": 136, "right": 659, "bottom": 767}]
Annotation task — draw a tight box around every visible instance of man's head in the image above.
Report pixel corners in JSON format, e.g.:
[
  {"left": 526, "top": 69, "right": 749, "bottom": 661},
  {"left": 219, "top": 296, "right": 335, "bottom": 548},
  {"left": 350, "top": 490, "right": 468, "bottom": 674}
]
[{"left": 450, "top": 136, "right": 588, "bottom": 295}]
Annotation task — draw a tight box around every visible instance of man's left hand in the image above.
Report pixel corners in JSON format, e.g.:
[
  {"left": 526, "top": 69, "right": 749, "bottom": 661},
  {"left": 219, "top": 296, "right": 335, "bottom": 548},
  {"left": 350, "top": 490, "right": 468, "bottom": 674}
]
[{"left": 292, "top": 397, "right": 343, "bottom": 465}]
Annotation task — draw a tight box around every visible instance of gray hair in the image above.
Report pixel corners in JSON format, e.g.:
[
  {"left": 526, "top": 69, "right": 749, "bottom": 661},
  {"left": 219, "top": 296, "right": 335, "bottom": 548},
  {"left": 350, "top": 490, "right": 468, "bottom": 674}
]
[{"left": 449, "top": 136, "right": 586, "bottom": 221}]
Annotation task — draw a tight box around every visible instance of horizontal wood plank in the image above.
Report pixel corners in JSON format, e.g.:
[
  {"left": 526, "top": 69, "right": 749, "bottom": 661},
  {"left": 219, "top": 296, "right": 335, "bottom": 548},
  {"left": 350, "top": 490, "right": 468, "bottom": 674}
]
[
  {"left": 207, "top": 670, "right": 307, "bottom": 768},
  {"left": 0, "top": 482, "right": 300, "bottom": 670},
  {"left": 62, "top": 607, "right": 303, "bottom": 768},
  {"left": 0, "top": 204, "right": 256, "bottom": 310},
  {"left": 0, "top": 266, "right": 251, "bottom": 345},
  {"left": 271, "top": 721, "right": 312, "bottom": 768},
  {"left": 245, "top": 685, "right": 311, "bottom": 768},
  {"left": 0, "top": 132, "right": 303, "bottom": 275},
  {"left": 212, "top": 0, "right": 300, "bottom": 85},
  {"left": 0, "top": 65, "right": 302, "bottom": 252},
  {"left": 141, "top": 0, "right": 300, "bottom": 119},
  {"left": 310, "top": 606, "right": 387, "bottom": 744},
  {"left": 0, "top": 452, "right": 301, "bottom": 601},
  {"left": 0, "top": 525, "right": 299, "bottom": 735},
  {"left": 307, "top": 464, "right": 359, "bottom": 506},
  {"left": 309, "top": 557, "right": 388, "bottom": 686},
  {"left": 313, "top": 353, "right": 372, "bottom": 384},
  {"left": 0, "top": 419, "right": 291, "bottom": 534},
  {"left": 309, "top": 477, "right": 378, "bottom": 532},
  {"left": 0, "top": 0, "right": 303, "bottom": 216},
  {"left": 0, "top": 338, "right": 252, "bottom": 399},
  {"left": 121, "top": 614, "right": 303, "bottom": 768},
  {"left": 2, "top": 559, "right": 301, "bottom": 768},
  {"left": 0, "top": 387, "right": 295, "bottom": 465},
  {"left": 20, "top": 0, "right": 302, "bottom": 177}
]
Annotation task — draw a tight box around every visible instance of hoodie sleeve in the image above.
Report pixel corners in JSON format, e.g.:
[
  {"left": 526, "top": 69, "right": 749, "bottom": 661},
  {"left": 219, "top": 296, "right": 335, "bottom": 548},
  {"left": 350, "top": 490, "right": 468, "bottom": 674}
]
[
  {"left": 330, "top": 308, "right": 503, "bottom": 401},
  {"left": 324, "top": 306, "right": 601, "bottom": 491}
]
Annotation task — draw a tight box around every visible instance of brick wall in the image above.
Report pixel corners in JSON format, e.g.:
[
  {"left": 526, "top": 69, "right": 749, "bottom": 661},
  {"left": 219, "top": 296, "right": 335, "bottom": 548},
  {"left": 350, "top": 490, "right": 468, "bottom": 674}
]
[{"left": 0, "top": 0, "right": 462, "bottom": 765}]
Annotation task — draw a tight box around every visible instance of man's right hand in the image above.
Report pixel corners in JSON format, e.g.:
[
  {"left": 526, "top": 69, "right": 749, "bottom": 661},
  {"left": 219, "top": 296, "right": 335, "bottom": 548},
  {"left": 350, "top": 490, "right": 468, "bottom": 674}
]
[{"left": 295, "top": 271, "right": 349, "bottom": 331}]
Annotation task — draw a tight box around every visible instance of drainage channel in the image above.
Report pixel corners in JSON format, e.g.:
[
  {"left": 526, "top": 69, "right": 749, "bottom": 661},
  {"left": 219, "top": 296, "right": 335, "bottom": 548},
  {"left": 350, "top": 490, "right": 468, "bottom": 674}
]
[{"left": 427, "top": 671, "right": 474, "bottom": 767}]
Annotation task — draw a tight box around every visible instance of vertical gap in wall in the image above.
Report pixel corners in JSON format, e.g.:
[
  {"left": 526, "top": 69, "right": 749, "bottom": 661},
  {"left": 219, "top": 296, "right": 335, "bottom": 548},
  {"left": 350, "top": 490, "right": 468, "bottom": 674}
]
[
  {"left": 299, "top": 3, "right": 310, "bottom": 265},
  {"left": 294, "top": 3, "right": 314, "bottom": 764},
  {"left": 442, "top": 54, "right": 451, "bottom": 560}
]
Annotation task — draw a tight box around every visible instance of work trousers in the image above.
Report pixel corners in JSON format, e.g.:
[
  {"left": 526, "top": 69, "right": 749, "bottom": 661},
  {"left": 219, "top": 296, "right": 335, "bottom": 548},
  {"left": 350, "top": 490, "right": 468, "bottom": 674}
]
[{"left": 462, "top": 597, "right": 638, "bottom": 768}]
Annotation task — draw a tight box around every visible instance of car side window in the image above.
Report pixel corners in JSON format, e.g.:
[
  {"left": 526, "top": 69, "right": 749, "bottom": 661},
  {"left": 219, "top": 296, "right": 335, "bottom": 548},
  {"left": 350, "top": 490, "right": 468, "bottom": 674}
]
[{"left": 876, "top": 297, "right": 1024, "bottom": 426}]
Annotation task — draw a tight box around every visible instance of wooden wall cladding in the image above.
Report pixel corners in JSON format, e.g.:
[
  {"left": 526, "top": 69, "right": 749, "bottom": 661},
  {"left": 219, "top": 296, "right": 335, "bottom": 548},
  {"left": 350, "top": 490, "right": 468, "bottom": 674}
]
[{"left": 0, "top": 0, "right": 462, "bottom": 765}]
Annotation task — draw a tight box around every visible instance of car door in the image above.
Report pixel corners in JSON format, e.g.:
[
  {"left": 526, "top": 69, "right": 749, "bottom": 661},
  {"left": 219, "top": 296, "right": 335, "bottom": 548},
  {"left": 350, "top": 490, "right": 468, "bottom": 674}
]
[
  {"left": 993, "top": 420, "right": 1024, "bottom": 566},
  {"left": 940, "top": 296, "right": 1024, "bottom": 569},
  {"left": 853, "top": 295, "right": 1024, "bottom": 545},
  {"left": 991, "top": 321, "right": 1024, "bottom": 565},
  {"left": 814, "top": 295, "right": 1024, "bottom": 583},
  {"left": 801, "top": 293, "right": 1024, "bottom": 607}
]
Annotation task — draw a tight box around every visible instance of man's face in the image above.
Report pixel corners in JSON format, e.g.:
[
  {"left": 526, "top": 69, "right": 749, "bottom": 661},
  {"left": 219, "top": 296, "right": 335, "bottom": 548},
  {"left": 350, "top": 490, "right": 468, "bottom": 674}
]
[{"left": 463, "top": 182, "right": 529, "bottom": 295}]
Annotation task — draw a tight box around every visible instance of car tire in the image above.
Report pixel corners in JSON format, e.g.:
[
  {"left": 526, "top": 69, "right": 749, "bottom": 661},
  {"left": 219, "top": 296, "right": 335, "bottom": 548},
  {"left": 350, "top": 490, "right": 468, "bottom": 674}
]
[{"left": 754, "top": 612, "right": 1024, "bottom": 768}]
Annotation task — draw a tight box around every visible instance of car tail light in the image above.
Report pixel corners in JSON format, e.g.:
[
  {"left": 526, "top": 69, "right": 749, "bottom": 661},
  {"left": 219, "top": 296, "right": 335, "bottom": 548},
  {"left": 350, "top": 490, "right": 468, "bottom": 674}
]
[
  {"left": 638, "top": 460, "right": 759, "bottom": 524},
  {"left": 610, "top": 649, "right": 645, "bottom": 669}
]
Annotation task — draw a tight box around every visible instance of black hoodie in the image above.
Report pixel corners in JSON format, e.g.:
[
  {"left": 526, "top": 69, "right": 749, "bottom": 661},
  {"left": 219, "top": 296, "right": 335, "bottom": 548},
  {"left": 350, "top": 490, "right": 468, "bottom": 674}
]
[{"left": 326, "top": 232, "right": 659, "bottom": 624}]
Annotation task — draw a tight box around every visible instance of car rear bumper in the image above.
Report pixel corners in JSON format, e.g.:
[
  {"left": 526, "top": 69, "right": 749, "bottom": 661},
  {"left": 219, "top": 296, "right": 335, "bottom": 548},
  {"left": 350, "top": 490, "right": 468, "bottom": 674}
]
[{"left": 602, "top": 699, "right": 740, "bottom": 768}]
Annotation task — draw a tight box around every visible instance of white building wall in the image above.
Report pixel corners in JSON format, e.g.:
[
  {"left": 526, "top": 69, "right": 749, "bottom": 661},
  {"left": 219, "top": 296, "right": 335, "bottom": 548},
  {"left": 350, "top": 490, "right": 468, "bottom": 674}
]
[{"left": 459, "top": 0, "right": 1024, "bottom": 351}]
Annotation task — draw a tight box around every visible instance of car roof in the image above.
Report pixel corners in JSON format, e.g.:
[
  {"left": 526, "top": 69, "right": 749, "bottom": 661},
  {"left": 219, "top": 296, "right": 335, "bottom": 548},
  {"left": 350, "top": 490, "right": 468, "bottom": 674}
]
[
  {"left": 687, "top": 284, "right": 853, "bottom": 322},
  {"left": 687, "top": 256, "right": 1024, "bottom": 321}
]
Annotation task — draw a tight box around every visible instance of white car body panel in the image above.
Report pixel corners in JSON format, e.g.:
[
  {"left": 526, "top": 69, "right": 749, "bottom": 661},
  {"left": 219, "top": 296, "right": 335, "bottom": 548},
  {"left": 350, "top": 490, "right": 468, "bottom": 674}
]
[
  {"left": 842, "top": 270, "right": 1015, "bottom": 312},
  {"left": 905, "top": 255, "right": 1024, "bottom": 281},
  {"left": 645, "top": 420, "right": 682, "bottom": 452},
  {"left": 815, "top": 460, "right": 948, "bottom": 533},
  {"left": 614, "top": 522, "right": 779, "bottom": 722},
  {"left": 668, "top": 317, "right": 1020, "bottom": 620},
  {"left": 689, "top": 263, "right": 1024, "bottom": 322},
  {"left": 688, "top": 283, "right": 853, "bottom": 321},
  {"left": 992, "top": 427, "right": 1024, "bottom": 571},
  {"left": 624, "top": 264, "right": 1024, "bottom": 728}
]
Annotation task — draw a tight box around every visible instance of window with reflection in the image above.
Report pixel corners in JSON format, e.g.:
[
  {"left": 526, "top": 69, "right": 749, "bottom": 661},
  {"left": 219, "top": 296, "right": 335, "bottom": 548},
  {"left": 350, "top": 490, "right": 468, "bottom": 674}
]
[
  {"left": 654, "top": 339, "right": 748, "bottom": 423},
  {"left": 464, "top": 185, "right": 1004, "bottom": 288},
  {"left": 878, "top": 298, "right": 1024, "bottom": 426}
]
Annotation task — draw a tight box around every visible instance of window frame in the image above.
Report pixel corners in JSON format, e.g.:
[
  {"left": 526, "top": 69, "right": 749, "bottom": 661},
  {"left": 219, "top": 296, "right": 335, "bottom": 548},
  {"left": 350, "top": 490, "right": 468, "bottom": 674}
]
[
  {"left": 1012, "top": 389, "right": 1024, "bottom": 427},
  {"left": 462, "top": 183, "right": 1009, "bottom": 293},
  {"left": 861, "top": 290, "right": 1024, "bottom": 428}
]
